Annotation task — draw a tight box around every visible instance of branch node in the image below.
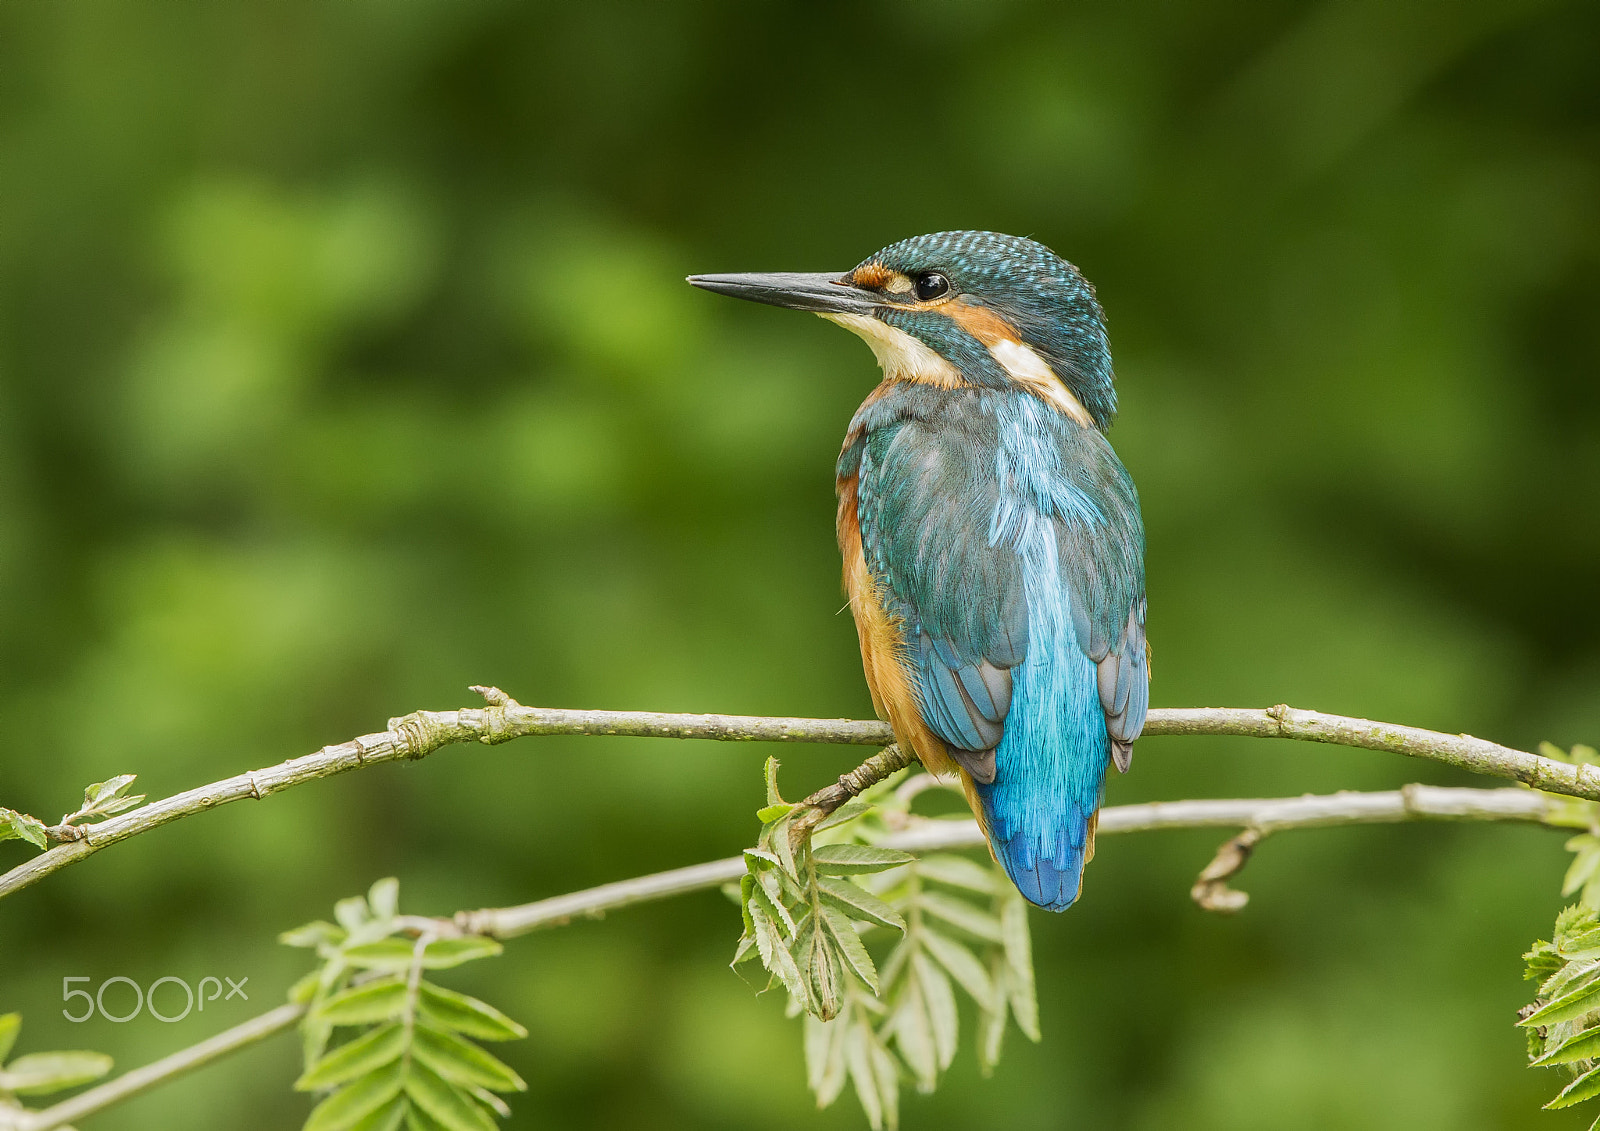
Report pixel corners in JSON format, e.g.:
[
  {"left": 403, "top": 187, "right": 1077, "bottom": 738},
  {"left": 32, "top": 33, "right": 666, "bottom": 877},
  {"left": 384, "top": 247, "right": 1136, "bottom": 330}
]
[
  {"left": 1191, "top": 826, "right": 1266, "bottom": 914},
  {"left": 471, "top": 685, "right": 521, "bottom": 709}
]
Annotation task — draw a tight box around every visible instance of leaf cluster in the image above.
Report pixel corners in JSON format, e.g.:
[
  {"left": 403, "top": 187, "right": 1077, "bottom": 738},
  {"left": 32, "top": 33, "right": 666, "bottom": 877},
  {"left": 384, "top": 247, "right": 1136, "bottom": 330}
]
[
  {"left": 282, "top": 879, "right": 527, "bottom": 1131},
  {"left": 732, "top": 760, "right": 1040, "bottom": 1130},
  {"left": 0, "top": 1011, "right": 113, "bottom": 1123},
  {"left": 0, "top": 773, "right": 146, "bottom": 852}
]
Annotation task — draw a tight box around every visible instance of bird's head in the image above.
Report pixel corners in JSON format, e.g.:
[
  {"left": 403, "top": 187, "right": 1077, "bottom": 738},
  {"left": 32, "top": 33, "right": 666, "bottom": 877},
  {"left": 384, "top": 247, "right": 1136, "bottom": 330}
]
[{"left": 689, "top": 230, "right": 1116, "bottom": 430}]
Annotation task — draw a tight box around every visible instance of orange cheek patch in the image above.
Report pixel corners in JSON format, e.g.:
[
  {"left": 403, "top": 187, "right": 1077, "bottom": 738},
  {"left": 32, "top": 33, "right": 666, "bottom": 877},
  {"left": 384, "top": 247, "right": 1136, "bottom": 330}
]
[{"left": 941, "top": 300, "right": 1018, "bottom": 346}]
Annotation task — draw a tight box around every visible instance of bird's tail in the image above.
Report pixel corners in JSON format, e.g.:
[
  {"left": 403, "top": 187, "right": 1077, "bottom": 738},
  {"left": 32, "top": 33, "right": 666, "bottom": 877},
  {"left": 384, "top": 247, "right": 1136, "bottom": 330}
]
[{"left": 966, "top": 775, "right": 1099, "bottom": 912}]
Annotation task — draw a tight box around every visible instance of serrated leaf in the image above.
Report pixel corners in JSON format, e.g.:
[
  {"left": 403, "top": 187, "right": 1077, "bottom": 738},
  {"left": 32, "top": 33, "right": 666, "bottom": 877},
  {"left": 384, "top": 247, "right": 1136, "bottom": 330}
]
[
  {"left": 818, "top": 876, "right": 906, "bottom": 933},
  {"left": 870, "top": 1034, "right": 901, "bottom": 1130},
  {"left": 346, "top": 1096, "right": 408, "bottom": 1131},
  {"left": 816, "top": 799, "right": 874, "bottom": 832},
  {"left": 404, "top": 1058, "right": 498, "bottom": 1131},
  {"left": 770, "top": 814, "right": 801, "bottom": 882},
  {"left": 764, "top": 756, "right": 785, "bottom": 808},
  {"left": 368, "top": 878, "right": 400, "bottom": 921},
  {"left": 2, "top": 809, "right": 47, "bottom": 850},
  {"left": 757, "top": 803, "right": 795, "bottom": 823},
  {"left": 84, "top": 774, "right": 137, "bottom": 808},
  {"left": 805, "top": 923, "right": 844, "bottom": 1021},
  {"left": 922, "top": 928, "right": 996, "bottom": 1011},
  {"left": 1547, "top": 1063, "right": 1600, "bottom": 1109},
  {"left": 421, "top": 937, "right": 503, "bottom": 969},
  {"left": 752, "top": 904, "right": 808, "bottom": 1004},
  {"left": 0, "top": 1050, "right": 114, "bottom": 1096},
  {"left": 282, "top": 921, "right": 346, "bottom": 949},
  {"left": 750, "top": 872, "right": 796, "bottom": 936},
  {"left": 912, "top": 951, "right": 957, "bottom": 1070},
  {"left": 304, "top": 1060, "right": 406, "bottom": 1131},
  {"left": 93, "top": 793, "right": 145, "bottom": 816},
  {"left": 0, "top": 1013, "right": 19, "bottom": 1062},
  {"left": 1535, "top": 1027, "right": 1600, "bottom": 1066},
  {"left": 915, "top": 854, "right": 1001, "bottom": 893},
  {"left": 1522, "top": 977, "right": 1600, "bottom": 1028},
  {"left": 977, "top": 952, "right": 1007, "bottom": 1076},
  {"left": 417, "top": 982, "right": 527, "bottom": 1041},
  {"left": 919, "top": 891, "right": 1003, "bottom": 942},
  {"left": 731, "top": 932, "right": 758, "bottom": 967},
  {"left": 1000, "top": 890, "right": 1040, "bottom": 1041},
  {"left": 812, "top": 845, "right": 916, "bottom": 875},
  {"left": 822, "top": 906, "right": 880, "bottom": 993},
  {"left": 846, "top": 1021, "right": 885, "bottom": 1131},
  {"left": 805, "top": 1013, "right": 849, "bottom": 1108},
  {"left": 890, "top": 974, "right": 937, "bottom": 1092},
  {"left": 316, "top": 979, "right": 407, "bottom": 1026},
  {"left": 295, "top": 1024, "right": 405, "bottom": 1091},
  {"left": 413, "top": 1023, "right": 527, "bottom": 1093}
]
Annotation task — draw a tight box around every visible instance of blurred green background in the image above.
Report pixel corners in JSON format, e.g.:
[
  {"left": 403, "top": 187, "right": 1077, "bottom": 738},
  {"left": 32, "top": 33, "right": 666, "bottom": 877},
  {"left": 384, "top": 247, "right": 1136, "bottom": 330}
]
[{"left": 1, "top": 1, "right": 1597, "bottom": 1127}]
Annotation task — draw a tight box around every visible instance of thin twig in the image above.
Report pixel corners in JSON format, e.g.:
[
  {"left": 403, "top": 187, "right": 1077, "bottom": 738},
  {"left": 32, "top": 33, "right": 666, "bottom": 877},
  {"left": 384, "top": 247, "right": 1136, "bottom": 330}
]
[
  {"left": 458, "top": 783, "right": 1555, "bottom": 938},
  {"left": 4, "top": 697, "right": 1587, "bottom": 902},
  {"left": 786, "top": 743, "right": 913, "bottom": 848},
  {"left": 8, "top": 1002, "right": 306, "bottom": 1131}
]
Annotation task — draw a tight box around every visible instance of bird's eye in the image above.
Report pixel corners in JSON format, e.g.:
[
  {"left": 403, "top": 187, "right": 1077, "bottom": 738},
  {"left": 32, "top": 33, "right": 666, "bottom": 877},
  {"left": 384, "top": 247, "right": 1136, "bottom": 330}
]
[{"left": 914, "top": 271, "right": 950, "bottom": 301}]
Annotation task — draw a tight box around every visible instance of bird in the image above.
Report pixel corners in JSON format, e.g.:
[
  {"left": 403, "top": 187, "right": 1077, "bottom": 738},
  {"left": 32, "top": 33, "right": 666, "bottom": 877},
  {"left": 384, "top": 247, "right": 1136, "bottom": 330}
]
[{"left": 688, "top": 231, "right": 1147, "bottom": 912}]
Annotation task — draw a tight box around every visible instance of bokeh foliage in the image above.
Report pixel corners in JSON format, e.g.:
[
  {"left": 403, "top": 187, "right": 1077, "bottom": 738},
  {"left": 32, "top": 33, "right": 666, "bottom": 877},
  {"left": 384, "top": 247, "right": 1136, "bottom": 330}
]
[{"left": 0, "top": 1, "right": 1597, "bottom": 1127}]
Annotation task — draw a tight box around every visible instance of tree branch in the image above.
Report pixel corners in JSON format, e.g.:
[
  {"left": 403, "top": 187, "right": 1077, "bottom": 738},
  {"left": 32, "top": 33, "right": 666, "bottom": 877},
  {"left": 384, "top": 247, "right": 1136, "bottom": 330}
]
[
  {"left": 4, "top": 695, "right": 1587, "bottom": 902},
  {"left": 7, "top": 1002, "right": 305, "bottom": 1131},
  {"left": 9, "top": 781, "right": 1559, "bottom": 1127}
]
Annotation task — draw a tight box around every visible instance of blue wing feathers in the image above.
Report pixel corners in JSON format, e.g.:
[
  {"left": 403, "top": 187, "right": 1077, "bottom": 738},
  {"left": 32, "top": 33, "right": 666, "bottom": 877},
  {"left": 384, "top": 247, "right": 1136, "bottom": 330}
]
[{"left": 844, "top": 384, "right": 1146, "bottom": 911}]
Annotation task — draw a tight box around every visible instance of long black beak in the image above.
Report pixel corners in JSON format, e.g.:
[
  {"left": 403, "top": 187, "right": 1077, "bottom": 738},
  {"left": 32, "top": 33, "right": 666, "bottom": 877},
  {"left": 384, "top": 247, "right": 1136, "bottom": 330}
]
[{"left": 685, "top": 271, "right": 880, "bottom": 315}]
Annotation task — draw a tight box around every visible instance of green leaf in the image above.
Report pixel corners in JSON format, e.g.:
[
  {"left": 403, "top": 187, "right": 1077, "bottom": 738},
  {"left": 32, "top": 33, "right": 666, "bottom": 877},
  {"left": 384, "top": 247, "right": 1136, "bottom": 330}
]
[
  {"left": 343, "top": 939, "right": 419, "bottom": 972},
  {"left": 764, "top": 756, "right": 785, "bottom": 808},
  {"left": 1000, "top": 888, "right": 1040, "bottom": 1041},
  {"left": 335, "top": 896, "right": 372, "bottom": 933},
  {"left": 1548, "top": 1063, "right": 1600, "bottom": 1109},
  {"left": 1535, "top": 1026, "right": 1600, "bottom": 1066},
  {"left": 912, "top": 951, "right": 957, "bottom": 1070},
  {"left": 846, "top": 1021, "right": 886, "bottom": 1131},
  {"left": 404, "top": 1058, "right": 498, "bottom": 1131},
  {"left": 821, "top": 906, "right": 880, "bottom": 993},
  {"left": 412, "top": 1023, "right": 528, "bottom": 1093},
  {"left": 749, "top": 872, "right": 796, "bottom": 935},
  {"left": 870, "top": 1032, "right": 901, "bottom": 1131},
  {"left": 757, "top": 802, "right": 795, "bottom": 823},
  {"left": 812, "top": 845, "right": 915, "bottom": 875},
  {"left": 303, "top": 1060, "right": 406, "bottom": 1131},
  {"left": 743, "top": 848, "right": 780, "bottom": 871},
  {"left": 804, "top": 1013, "right": 849, "bottom": 1108},
  {"left": 0, "top": 1012, "right": 19, "bottom": 1063},
  {"left": 921, "top": 928, "right": 996, "bottom": 1011},
  {"left": 919, "top": 891, "right": 1003, "bottom": 943},
  {"left": 368, "top": 878, "right": 400, "bottom": 921},
  {"left": 890, "top": 975, "right": 937, "bottom": 1091},
  {"left": 1, "top": 809, "right": 47, "bottom": 850},
  {"left": 1522, "top": 976, "right": 1600, "bottom": 1028},
  {"left": 805, "top": 921, "right": 844, "bottom": 1021},
  {"left": 316, "top": 979, "right": 408, "bottom": 1026},
  {"left": 915, "top": 854, "right": 1001, "bottom": 894},
  {"left": 817, "top": 876, "right": 906, "bottom": 933},
  {"left": 417, "top": 982, "right": 527, "bottom": 1041},
  {"left": 0, "top": 1050, "right": 114, "bottom": 1096},
  {"left": 816, "top": 799, "right": 874, "bottom": 831},
  {"left": 84, "top": 774, "right": 137, "bottom": 808},
  {"left": 295, "top": 1024, "right": 405, "bottom": 1091},
  {"left": 346, "top": 1096, "right": 408, "bottom": 1131},
  {"left": 751, "top": 902, "right": 807, "bottom": 1004},
  {"left": 421, "top": 937, "right": 503, "bottom": 970},
  {"left": 977, "top": 952, "right": 1007, "bottom": 1076},
  {"left": 282, "top": 921, "right": 346, "bottom": 949}
]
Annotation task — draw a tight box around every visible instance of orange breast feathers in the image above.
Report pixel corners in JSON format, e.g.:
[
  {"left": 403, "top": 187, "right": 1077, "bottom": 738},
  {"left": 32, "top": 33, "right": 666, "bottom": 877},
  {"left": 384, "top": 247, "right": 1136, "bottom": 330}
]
[{"left": 835, "top": 474, "right": 957, "bottom": 783}]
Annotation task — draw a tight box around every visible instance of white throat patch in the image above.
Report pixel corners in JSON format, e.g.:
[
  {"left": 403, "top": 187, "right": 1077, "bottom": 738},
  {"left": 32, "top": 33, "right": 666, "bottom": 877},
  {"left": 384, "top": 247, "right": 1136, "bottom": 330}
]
[{"left": 820, "top": 312, "right": 965, "bottom": 388}]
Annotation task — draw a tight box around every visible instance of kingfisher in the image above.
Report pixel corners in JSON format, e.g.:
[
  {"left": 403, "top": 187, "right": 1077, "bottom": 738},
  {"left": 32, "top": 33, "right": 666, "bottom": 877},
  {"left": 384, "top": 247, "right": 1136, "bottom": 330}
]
[{"left": 688, "top": 231, "right": 1147, "bottom": 912}]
